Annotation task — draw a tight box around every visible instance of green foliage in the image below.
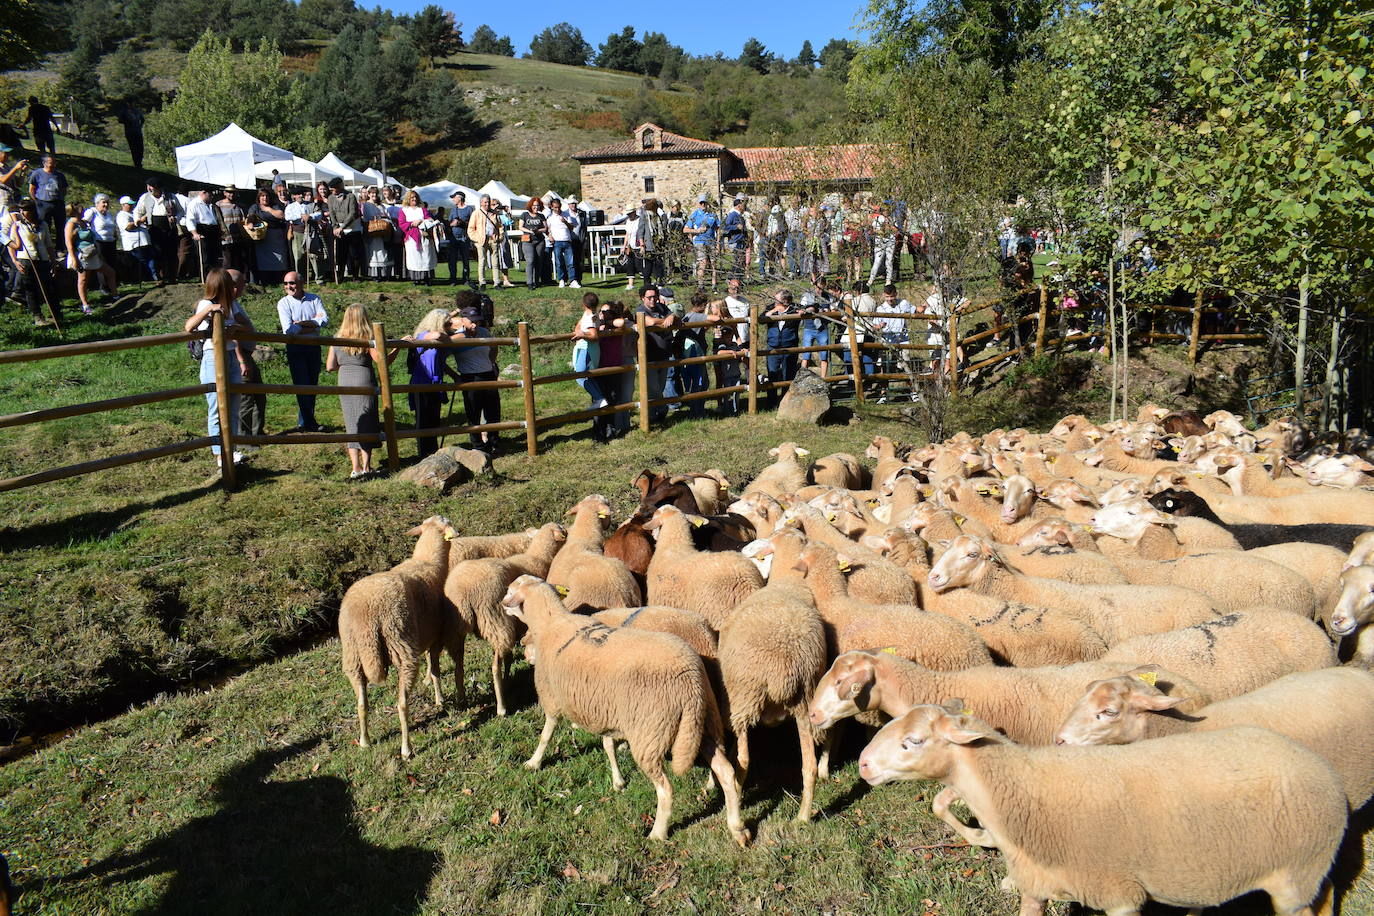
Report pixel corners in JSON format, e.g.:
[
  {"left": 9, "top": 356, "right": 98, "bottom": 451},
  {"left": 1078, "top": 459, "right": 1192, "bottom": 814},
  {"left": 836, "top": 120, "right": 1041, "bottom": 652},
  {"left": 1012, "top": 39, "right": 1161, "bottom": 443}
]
[
  {"left": 739, "top": 37, "right": 770, "bottom": 73},
  {"left": 527, "top": 22, "right": 591, "bottom": 67},
  {"left": 797, "top": 39, "right": 817, "bottom": 69},
  {"left": 596, "top": 25, "right": 642, "bottom": 72},
  {"left": 297, "top": 0, "right": 364, "bottom": 38},
  {"left": 410, "top": 4, "right": 463, "bottom": 62},
  {"left": 144, "top": 32, "right": 334, "bottom": 166},
  {"left": 224, "top": 0, "right": 298, "bottom": 49},
  {"left": 1, "top": 0, "right": 68, "bottom": 69},
  {"left": 406, "top": 68, "right": 479, "bottom": 140},
  {"left": 817, "top": 38, "right": 859, "bottom": 80},
  {"left": 638, "top": 31, "right": 682, "bottom": 79},
  {"left": 468, "top": 24, "right": 514, "bottom": 56},
  {"left": 446, "top": 145, "right": 496, "bottom": 187},
  {"left": 56, "top": 39, "right": 109, "bottom": 145},
  {"left": 101, "top": 43, "right": 157, "bottom": 109},
  {"left": 301, "top": 25, "right": 394, "bottom": 160}
]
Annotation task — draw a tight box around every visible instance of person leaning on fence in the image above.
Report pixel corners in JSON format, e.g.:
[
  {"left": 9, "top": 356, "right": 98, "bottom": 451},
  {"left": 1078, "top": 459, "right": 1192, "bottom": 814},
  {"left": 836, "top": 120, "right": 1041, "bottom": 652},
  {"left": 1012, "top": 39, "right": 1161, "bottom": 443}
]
[
  {"left": 798, "top": 286, "right": 831, "bottom": 380},
  {"left": 326, "top": 303, "right": 400, "bottom": 479},
  {"left": 764, "top": 289, "right": 801, "bottom": 406},
  {"left": 451, "top": 293, "right": 502, "bottom": 454},
  {"left": 636, "top": 285, "right": 676, "bottom": 422},
  {"left": 675, "top": 291, "right": 712, "bottom": 418},
  {"left": 572, "top": 291, "right": 607, "bottom": 438},
  {"left": 185, "top": 267, "right": 256, "bottom": 468},
  {"left": 225, "top": 269, "right": 266, "bottom": 446},
  {"left": 407, "top": 308, "right": 460, "bottom": 459},
  {"left": 705, "top": 299, "right": 743, "bottom": 415},
  {"left": 277, "top": 271, "right": 329, "bottom": 433},
  {"left": 8, "top": 201, "right": 58, "bottom": 327}
]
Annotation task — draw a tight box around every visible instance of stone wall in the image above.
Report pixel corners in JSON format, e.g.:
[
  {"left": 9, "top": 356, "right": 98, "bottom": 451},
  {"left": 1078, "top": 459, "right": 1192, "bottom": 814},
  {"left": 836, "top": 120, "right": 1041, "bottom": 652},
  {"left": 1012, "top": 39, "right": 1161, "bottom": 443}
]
[{"left": 578, "top": 155, "right": 725, "bottom": 214}]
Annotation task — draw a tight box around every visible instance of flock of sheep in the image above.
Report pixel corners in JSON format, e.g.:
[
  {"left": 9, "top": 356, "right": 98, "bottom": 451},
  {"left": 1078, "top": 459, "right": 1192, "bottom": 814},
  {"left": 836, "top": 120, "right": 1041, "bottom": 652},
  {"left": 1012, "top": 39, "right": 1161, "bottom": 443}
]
[{"left": 337, "top": 406, "right": 1374, "bottom": 916}]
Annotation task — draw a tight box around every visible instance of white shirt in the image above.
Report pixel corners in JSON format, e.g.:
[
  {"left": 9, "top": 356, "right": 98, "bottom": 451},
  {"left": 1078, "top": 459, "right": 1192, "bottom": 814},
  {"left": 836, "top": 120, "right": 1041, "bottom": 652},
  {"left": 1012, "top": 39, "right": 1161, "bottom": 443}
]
[
  {"left": 922, "top": 294, "right": 949, "bottom": 345},
  {"left": 276, "top": 292, "right": 329, "bottom": 334},
  {"left": 116, "top": 209, "right": 149, "bottom": 250},
  {"left": 182, "top": 198, "right": 218, "bottom": 233},
  {"left": 877, "top": 297, "right": 915, "bottom": 335},
  {"left": 192, "top": 298, "right": 249, "bottom": 351},
  {"left": 547, "top": 210, "right": 573, "bottom": 242},
  {"left": 724, "top": 294, "right": 751, "bottom": 343},
  {"left": 134, "top": 191, "right": 179, "bottom": 222},
  {"left": 284, "top": 201, "right": 309, "bottom": 226},
  {"left": 9, "top": 218, "right": 51, "bottom": 261},
  {"left": 83, "top": 207, "right": 118, "bottom": 242}
]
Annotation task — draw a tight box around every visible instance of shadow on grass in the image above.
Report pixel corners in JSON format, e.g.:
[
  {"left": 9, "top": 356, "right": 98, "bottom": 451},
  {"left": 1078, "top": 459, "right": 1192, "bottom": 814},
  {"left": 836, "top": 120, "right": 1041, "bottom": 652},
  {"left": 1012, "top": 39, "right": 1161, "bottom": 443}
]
[{"left": 53, "top": 738, "right": 439, "bottom": 915}]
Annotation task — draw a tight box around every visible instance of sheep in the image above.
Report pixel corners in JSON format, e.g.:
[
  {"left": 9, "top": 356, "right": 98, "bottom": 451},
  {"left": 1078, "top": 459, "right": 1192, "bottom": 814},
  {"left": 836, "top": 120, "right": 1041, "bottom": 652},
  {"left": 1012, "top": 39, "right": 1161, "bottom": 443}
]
[
  {"left": 927, "top": 534, "right": 1222, "bottom": 645},
  {"left": 447, "top": 529, "right": 534, "bottom": 563},
  {"left": 784, "top": 539, "right": 992, "bottom": 669},
  {"left": 642, "top": 505, "right": 763, "bottom": 629},
  {"left": 1347, "top": 531, "right": 1374, "bottom": 570},
  {"left": 1088, "top": 499, "right": 1321, "bottom": 618},
  {"left": 1149, "top": 488, "right": 1372, "bottom": 551},
  {"left": 593, "top": 605, "right": 718, "bottom": 660},
  {"left": 680, "top": 469, "right": 731, "bottom": 516},
  {"left": 501, "top": 575, "right": 749, "bottom": 846},
  {"left": 936, "top": 478, "right": 1041, "bottom": 543},
  {"left": 743, "top": 442, "right": 811, "bottom": 498},
  {"left": 807, "top": 650, "right": 1210, "bottom": 745},
  {"left": 442, "top": 522, "right": 566, "bottom": 716},
  {"left": 726, "top": 491, "right": 787, "bottom": 537},
  {"left": 873, "top": 528, "right": 1109, "bottom": 665},
  {"left": 716, "top": 564, "right": 826, "bottom": 821},
  {"left": 546, "top": 495, "right": 642, "bottom": 612},
  {"left": 1305, "top": 453, "right": 1374, "bottom": 488},
  {"left": 1161, "top": 409, "right": 1209, "bottom": 436},
  {"left": 631, "top": 469, "right": 700, "bottom": 513},
  {"left": 859, "top": 707, "right": 1346, "bottom": 916},
  {"left": 995, "top": 520, "right": 1131, "bottom": 586},
  {"left": 1327, "top": 565, "right": 1374, "bottom": 663},
  {"left": 338, "top": 515, "right": 458, "bottom": 759},
  {"left": 1054, "top": 667, "right": 1374, "bottom": 807},
  {"left": 1099, "top": 611, "right": 1336, "bottom": 700},
  {"left": 601, "top": 508, "right": 655, "bottom": 587},
  {"left": 864, "top": 435, "right": 909, "bottom": 488},
  {"left": 779, "top": 503, "right": 918, "bottom": 605},
  {"left": 1184, "top": 474, "right": 1374, "bottom": 526},
  {"left": 810, "top": 452, "right": 868, "bottom": 489}
]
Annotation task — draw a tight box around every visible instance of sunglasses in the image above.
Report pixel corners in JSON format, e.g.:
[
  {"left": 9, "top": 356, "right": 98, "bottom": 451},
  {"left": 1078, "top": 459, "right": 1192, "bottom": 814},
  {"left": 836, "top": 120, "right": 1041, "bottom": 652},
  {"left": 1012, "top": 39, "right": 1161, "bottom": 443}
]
[{"left": 284, "top": 281, "right": 300, "bottom": 286}]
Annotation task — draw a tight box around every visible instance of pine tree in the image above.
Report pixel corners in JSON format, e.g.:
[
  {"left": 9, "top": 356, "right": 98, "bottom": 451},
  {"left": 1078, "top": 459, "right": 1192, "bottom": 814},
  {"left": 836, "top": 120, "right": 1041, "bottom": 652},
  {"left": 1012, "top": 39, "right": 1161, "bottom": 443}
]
[
  {"left": 57, "top": 39, "right": 108, "bottom": 144},
  {"left": 797, "top": 40, "right": 816, "bottom": 69},
  {"left": 468, "top": 25, "right": 514, "bottom": 56},
  {"left": 739, "top": 38, "right": 769, "bottom": 73}
]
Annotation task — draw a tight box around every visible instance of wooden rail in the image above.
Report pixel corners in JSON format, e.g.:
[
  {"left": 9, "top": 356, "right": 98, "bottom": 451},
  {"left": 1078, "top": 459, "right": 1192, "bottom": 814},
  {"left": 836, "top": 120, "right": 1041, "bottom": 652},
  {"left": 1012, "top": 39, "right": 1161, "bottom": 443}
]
[{"left": 1, "top": 287, "right": 1259, "bottom": 494}]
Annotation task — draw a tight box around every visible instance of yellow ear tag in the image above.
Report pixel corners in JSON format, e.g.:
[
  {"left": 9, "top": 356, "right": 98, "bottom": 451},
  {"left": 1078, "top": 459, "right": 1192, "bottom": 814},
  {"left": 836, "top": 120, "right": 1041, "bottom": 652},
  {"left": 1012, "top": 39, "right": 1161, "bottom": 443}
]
[
  {"left": 443, "top": 530, "right": 456, "bottom": 541},
  {"left": 553, "top": 585, "right": 570, "bottom": 598},
  {"left": 961, "top": 708, "right": 974, "bottom": 716},
  {"left": 953, "top": 514, "right": 966, "bottom": 525},
  {"left": 837, "top": 560, "right": 851, "bottom": 572},
  {"left": 975, "top": 487, "right": 990, "bottom": 495},
  {"left": 597, "top": 511, "right": 610, "bottom": 519},
  {"left": 1135, "top": 671, "right": 1158, "bottom": 687},
  {"left": 866, "top": 498, "right": 880, "bottom": 507},
  {"left": 689, "top": 517, "right": 706, "bottom": 528},
  {"left": 879, "top": 646, "right": 898, "bottom": 655}
]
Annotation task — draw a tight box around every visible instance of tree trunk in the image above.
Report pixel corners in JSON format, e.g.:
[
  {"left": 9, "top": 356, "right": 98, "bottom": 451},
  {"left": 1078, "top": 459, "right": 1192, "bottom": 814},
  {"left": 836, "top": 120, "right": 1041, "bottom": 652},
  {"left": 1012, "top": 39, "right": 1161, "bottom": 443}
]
[
  {"left": 1108, "top": 249, "right": 1118, "bottom": 422},
  {"left": 1295, "top": 271, "right": 1308, "bottom": 417},
  {"left": 1321, "top": 297, "right": 1344, "bottom": 431}
]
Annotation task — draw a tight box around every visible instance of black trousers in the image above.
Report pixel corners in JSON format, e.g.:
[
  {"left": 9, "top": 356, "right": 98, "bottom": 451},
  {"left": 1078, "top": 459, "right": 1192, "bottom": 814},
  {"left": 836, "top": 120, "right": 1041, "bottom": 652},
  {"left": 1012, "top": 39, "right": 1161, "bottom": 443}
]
[
  {"left": 412, "top": 391, "right": 443, "bottom": 458},
  {"left": 459, "top": 369, "right": 500, "bottom": 447}
]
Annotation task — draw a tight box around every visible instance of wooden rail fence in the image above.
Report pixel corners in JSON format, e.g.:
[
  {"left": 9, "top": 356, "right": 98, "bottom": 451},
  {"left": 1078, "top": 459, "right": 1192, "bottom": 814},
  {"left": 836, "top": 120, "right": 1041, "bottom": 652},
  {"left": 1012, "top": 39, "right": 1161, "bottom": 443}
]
[{"left": 0, "top": 286, "right": 1260, "bottom": 493}]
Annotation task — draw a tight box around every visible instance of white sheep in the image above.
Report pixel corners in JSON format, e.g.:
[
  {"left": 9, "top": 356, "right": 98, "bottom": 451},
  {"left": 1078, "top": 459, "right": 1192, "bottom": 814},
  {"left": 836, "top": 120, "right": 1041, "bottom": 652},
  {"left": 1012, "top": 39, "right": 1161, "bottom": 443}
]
[
  {"left": 642, "top": 505, "right": 763, "bottom": 629},
  {"left": 545, "top": 494, "right": 642, "bottom": 612},
  {"left": 1327, "top": 564, "right": 1374, "bottom": 663},
  {"left": 859, "top": 706, "right": 1346, "bottom": 916},
  {"left": 338, "top": 515, "right": 458, "bottom": 759},
  {"left": 810, "top": 452, "right": 868, "bottom": 490},
  {"left": 1054, "top": 666, "right": 1374, "bottom": 807},
  {"left": 743, "top": 442, "right": 811, "bottom": 498},
  {"left": 502, "top": 575, "right": 749, "bottom": 847}
]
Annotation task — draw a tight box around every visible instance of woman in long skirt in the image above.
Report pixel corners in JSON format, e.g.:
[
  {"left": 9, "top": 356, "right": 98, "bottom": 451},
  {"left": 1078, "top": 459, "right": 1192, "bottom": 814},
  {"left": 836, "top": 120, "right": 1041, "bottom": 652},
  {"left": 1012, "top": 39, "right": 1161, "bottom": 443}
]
[
  {"left": 325, "top": 303, "right": 399, "bottom": 478},
  {"left": 398, "top": 190, "right": 437, "bottom": 284},
  {"left": 247, "top": 188, "right": 290, "bottom": 285},
  {"left": 360, "top": 187, "right": 392, "bottom": 280}
]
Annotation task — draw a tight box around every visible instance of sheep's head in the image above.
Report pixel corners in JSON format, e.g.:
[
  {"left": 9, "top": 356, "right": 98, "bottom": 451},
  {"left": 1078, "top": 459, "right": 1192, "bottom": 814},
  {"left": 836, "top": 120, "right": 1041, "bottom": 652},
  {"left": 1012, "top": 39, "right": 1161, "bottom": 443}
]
[
  {"left": 865, "top": 436, "right": 896, "bottom": 460},
  {"left": 999, "top": 475, "right": 1036, "bottom": 523},
  {"left": 501, "top": 574, "right": 552, "bottom": 621},
  {"left": 858, "top": 703, "right": 1003, "bottom": 786},
  {"left": 793, "top": 541, "right": 852, "bottom": 578},
  {"left": 740, "top": 538, "right": 775, "bottom": 579},
  {"left": 769, "top": 441, "right": 810, "bottom": 461},
  {"left": 1041, "top": 478, "right": 1098, "bottom": 511},
  {"left": 1054, "top": 670, "right": 1185, "bottom": 746},
  {"left": 532, "top": 522, "right": 568, "bottom": 547},
  {"left": 1327, "top": 566, "right": 1374, "bottom": 637},
  {"left": 809, "top": 651, "right": 882, "bottom": 728},
  {"left": 1089, "top": 498, "right": 1174, "bottom": 540},
  {"left": 1344, "top": 532, "right": 1374, "bottom": 572},
  {"left": 566, "top": 494, "right": 613, "bottom": 526},
  {"left": 927, "top": 535, "right": 1000, "bottom": 592},
  {"left": 1145, "top": 469, "right": 1188, "bottom": 495},
  {"left": 407, "top": 515, "right": 456, "bottom": 540},
  {"left": 1016, "top": 518, "right": 1075, "bottom": 549}
]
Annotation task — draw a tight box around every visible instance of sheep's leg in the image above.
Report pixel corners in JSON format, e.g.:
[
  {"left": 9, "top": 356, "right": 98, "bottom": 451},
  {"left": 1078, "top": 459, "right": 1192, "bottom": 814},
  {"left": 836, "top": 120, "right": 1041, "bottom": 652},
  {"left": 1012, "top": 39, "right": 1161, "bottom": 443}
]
[
  {"left": 707, "top": 741, "right": 751, "bottom": 848},
  {"left": 817, "top": 723, "right": 841, "bottom": 780},
  {"left": 396, "top": 665, "right": 414, "bottom": 760},
  {"left": 602, "top": 736, "right": 626, "bottom": 791},
  {"left": 795, "top": 714, "right": 817, "bottom": 822},
  {"left": 492, "top": 650, "right": 509, "bottom": 717},
  {"left": 1267, "top": 877, "right": 1332, "bottom": 916},
  {"left": 427, "top": 646, "right": 444, "bottom": 706},
  {"left": 1353, "top": 627, "right": 1374, "bottom": 667},
  {"left": 932, "top": 786, "right": 997, "bottom": 848},
  {"left": 524, "top": 713, "right": 557, "bottom": 770},
  {"left": 449, "top": 628, "right": 467, "bottom": 707},
  {"left": 1017, "top": 896, "right": 1046, "bottom": 916},
  {"left": 647, "top": 770, "right": 673, "bottom": 842},
  {"left": 734, "top": 722, "right": 751, "bottom": 785},
  {"left": 352, "top": 677, "right": 369, "bottom": 748}
]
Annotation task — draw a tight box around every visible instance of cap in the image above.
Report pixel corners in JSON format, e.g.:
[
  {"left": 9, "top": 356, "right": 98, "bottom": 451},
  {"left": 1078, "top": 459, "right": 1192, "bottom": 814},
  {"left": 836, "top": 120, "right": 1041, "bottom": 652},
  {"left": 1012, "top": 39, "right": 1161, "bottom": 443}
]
[
  {"left": 659, "top": 285, "right": 676, "bottom": 302},
  {"left": 457, "top": 306, "right": 482, "bottom": 321},
  {"left": 0, "top": 143, "right": 13, "bottom": 154},
  {"left": 119, "top": 195, "right": 135, "bottom": 205},
  {"left": 734, "top": 194, "right": 746, "bottom": 202},
  {"left": 449, "top": 189, "right": 465, "bottom": 199},
  {"left": 696, "top": 193, "right": 708, "bottom": 203},
  {"left": 145, "top": 176, "right": 164, "bottom": 189}
]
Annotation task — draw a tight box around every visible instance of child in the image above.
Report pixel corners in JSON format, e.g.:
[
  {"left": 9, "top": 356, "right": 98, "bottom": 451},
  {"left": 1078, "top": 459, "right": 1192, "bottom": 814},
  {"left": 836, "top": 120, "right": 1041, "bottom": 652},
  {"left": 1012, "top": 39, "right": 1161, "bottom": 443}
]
[{"left": 706, "top": 299, "right": 743, "bottom": 415}]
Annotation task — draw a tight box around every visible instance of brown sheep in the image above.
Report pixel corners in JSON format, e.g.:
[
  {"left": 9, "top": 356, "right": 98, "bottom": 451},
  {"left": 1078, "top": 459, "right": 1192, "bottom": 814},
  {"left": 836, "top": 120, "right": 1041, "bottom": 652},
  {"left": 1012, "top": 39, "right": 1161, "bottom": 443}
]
[{"left": 338, "top": 515, "right": 458, "bottom": 759}]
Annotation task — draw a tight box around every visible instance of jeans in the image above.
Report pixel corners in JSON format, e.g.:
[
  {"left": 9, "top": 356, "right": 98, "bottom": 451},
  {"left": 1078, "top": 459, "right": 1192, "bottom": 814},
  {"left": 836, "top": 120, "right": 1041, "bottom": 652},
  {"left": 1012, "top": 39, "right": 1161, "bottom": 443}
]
[
  {"left": 552, "top": 240, "right": 574, "bottom": 282},
  {"left": 765, "top": 351, "right": 799, "bottom": 405},
  {"left": 802, "top": 327, "right": 831, "bottom": 366},
  {"left": 447, "top": 238, "right": 469, "bottom": 282},
  {"left": 285, "top": 342, "right": 322, "bottom": 428},
  {"left": 785, "top": 234, "right": 802, "bottom": 276},
  {"left": 645, "top": 363, "right": 669, "bottom": 421},
  {"left": 200, "top": 347, "right": 242, "bottom": 456},
  {"left": 678, "top": 362, "right": 707, "bottom": 416},
  {"left": 869, "top": 236, "right": 896, "bottom": 285},
  {"left": 127, "top": 244, "right": 159, "bottom": 281},
  {"left": 573, "top": 341, "right": 603, "bottom": 404}
]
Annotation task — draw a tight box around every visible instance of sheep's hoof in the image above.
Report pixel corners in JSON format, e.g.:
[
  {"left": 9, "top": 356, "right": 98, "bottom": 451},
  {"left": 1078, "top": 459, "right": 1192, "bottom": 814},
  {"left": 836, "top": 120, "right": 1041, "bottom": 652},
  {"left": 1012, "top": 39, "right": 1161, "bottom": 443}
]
[
  {"left": 816, "top": 762, "right": 831, "bottom": 780},
  {"left": 648, "top": 826, "right": 669, "bottom": 842},
  {"left": 496, "top": 707, "right": 508, "bottom": 717},
  {"left": 400, "top": 748, "right": 412, "bottom": 760},
  {"left": 795, "top": 810, "right": 813, "bottom": 824},
  {"left": 611, "top": 778, "right": 626, "bottom": 791},
  {"left": 523, "top": 758, "right": 540, "bottom": 771},
  {"left": 732, "top": 827, "right": 752, "bottom": 848}
]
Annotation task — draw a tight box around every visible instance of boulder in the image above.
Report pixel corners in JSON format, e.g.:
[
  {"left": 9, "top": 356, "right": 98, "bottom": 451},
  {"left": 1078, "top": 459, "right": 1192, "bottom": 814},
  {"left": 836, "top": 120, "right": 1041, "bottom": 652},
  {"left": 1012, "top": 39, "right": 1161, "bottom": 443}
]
[
  {"left": 444, "top": 446, "right": 493, "bottom": 477},
  {"left": 776, "top": 368, "right": 831, "bottom": 424},
  {"left": 397, "top": 452, "right": 470, "bottom": 491}
]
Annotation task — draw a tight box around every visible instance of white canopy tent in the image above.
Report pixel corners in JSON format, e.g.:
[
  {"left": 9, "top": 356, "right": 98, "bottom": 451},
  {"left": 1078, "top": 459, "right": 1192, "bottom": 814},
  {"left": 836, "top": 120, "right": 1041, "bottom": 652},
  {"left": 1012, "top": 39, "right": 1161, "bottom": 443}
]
[
  {"left": 174, "top": 123, "right": 292, "bottom": 188},
  {"left": 479, "top": 179, "right": 529, "bottom": 211},
  {"left": 539, "top": 189, "right": 566, "bottom": 205},
  {"left": 318, "top": 152, "right": 368, "bottom": 184},
  {"left": 411, "top": 180, "right": 482, "bottom": 209},
  {"left": 360, "top": 167, "right": 388, "bottom": 187},
  {"left": 254, "top": 156, "right": 346, "bottom": 186}
]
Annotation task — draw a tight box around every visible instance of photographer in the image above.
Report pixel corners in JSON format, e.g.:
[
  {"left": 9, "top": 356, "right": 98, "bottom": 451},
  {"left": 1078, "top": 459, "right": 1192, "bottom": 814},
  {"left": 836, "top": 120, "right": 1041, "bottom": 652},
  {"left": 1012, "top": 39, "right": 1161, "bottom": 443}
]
[{"left": 450, "top": 293, "right": 501, "bottom": 454}]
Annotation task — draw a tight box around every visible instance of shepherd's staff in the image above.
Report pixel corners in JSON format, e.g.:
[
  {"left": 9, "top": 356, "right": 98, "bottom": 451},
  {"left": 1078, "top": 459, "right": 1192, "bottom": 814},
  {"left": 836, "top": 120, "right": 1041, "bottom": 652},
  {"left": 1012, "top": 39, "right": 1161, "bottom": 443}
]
[
  {"left": 12, "top": 216, "right": 63, "bottom": 334},
  {"left": 331, "top": 229, "right": 340, "bottom": 285}
]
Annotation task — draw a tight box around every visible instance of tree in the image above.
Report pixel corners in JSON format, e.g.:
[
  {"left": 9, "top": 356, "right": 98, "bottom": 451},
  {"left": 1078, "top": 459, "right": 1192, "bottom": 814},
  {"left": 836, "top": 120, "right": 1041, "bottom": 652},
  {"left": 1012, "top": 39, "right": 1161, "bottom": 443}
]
[
  {"left": 298, "top": 0, "right": 362, "bottom": 38},
  {"left": 446, "top": 146, "right": 496, "bottom": 186},
  {"left": 102, "top": 43, "right": 157, "bottom": 109},
  {"left": 406, "top": 69, "right": 479, "bottom": 140},
  {"left": 146, "top": 31, "right": 335, "bottom": 165},
  {"left": 797, "top": 40, "right": 817, "bottom": 69},
  {"left": 411, "top": 5, "right": 463, "bottom": 62},
  {"left": 596, "top": 26, "right": 642, "bottom": 72},
  {"left": 3, "top": 0, "right": 73, "bottom": 69},
  {"left": 468, "top": 24, "right": 514, "bottom": 56},
  {"left": 302, "top": 24, "right": 392, "bottom": 159},
  {"left": 57, "top": 39, "right": 108, "bottom": 144},
  {"left": 638, "top": 31, "right": 681, "bottom": 79},
  {"left": 739, "top": 37, "right": 770, "bottom": 73},
  {"left": 818, "top": 38, "right": 857, "bottom": 80},
  {"left": 527, "top": 22, "right": 591, "bottom": 66}
]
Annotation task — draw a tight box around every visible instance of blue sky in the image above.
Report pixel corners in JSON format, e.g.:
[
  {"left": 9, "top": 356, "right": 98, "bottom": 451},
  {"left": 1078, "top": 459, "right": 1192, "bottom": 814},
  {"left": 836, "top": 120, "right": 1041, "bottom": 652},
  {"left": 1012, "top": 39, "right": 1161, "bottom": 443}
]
[{"left": 381, "top": 0, "right": 869, "bottom": 59}]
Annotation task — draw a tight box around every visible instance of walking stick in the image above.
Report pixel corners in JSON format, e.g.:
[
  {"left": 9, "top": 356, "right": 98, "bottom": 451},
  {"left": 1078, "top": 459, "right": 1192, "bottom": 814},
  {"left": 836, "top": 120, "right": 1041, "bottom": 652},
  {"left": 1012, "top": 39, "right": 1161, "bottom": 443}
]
[
  {"left": 196, "top": 232, "right": 206, "bottom": 283},
  {"left": 331, "top": 228, "right": 339, "bottom": 285},
  {"left": 13, "top": 220, "right": 63, "bottom": 334}
]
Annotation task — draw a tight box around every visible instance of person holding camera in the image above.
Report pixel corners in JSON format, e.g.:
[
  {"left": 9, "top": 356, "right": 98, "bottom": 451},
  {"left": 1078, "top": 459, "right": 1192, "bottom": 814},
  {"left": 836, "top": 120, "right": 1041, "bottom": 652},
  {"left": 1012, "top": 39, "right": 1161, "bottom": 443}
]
[{"left": 451, "top": 293, "right": 501, "bottom": 453}]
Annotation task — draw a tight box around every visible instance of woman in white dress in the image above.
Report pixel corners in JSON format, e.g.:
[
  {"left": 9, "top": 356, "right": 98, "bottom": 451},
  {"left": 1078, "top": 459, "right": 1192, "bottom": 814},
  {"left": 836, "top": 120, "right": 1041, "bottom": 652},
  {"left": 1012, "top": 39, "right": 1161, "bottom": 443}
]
[
  {"left": 360, "top": 186, "right": 391, "bottom": 280},
  {"left": 398, "top": 190, "right": 438, "bottom": 284}
]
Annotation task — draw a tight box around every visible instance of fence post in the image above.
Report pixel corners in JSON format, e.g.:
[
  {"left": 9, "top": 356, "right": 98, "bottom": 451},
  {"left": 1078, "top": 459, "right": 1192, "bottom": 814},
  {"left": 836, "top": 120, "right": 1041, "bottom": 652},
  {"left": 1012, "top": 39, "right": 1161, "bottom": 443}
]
[
  {"left": 517, "top": 321, "right": 538, "bottom": 456},
  {"left": 747, "top": 306, "right": 759, "bottom": 415},
  {"left": 948, "top": 310, "right": 960, "bottom": 397},
  {"left": 846, "top": 304, "right": 865, "bottom": 404},
  {"left": 372, "top": 321, "right": 400, "bottom": 472},
  {"left": 211, "top": 310, "right": 236, "bottom": 489},
  {"left": 1034, "top": 284, "right": 1049, "bottom": 356},
  {"left": 636, "top": 311, "right": 651, "bottom": 433},
  {"left": 1188, "top": 288, "right": 1203, "bottom": 364}
]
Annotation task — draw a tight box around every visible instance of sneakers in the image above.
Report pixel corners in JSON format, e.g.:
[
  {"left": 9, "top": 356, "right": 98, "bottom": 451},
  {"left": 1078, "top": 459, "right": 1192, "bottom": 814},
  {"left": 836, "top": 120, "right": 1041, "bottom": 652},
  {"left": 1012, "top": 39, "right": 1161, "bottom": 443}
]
[
  {"left": 558, "top": 280, "right": 566, "bottom": 288},
  {"left": 625, "top": 281, "right": 635, "bottom": 290},
  {"left": 82, "top": 305, "right": 94, "bottom": 315},
  {"left": 349, "top": 470, "right": 365, "bottom": 479},
  {"left": 569, "top": 281, "right": 581, "bottom": 289}
]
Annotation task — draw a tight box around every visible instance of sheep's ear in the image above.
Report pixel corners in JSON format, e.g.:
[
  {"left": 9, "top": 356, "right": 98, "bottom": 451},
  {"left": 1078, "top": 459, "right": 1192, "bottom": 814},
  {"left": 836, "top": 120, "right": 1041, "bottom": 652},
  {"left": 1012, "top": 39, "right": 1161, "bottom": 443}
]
[
  {"left": 1130, "top": 691, "right": 1186, "bottom": 711},
  {"left": 860, "top": 534, "right": 889, "bottom": 553},
  {"left": 768, "top": 446, "right": 781, "bottom": 457},
  {"left": 936, "top": 538, "right": 952, "bottom": 550},
  {"left": 933, "top": 712, "right": 991, "bottom": 746},
  {"left": 687, "top": 514, "right": 707, "bottom": 528},
  {"left": 796, "top": 447, "right": 811, "bottom": 458},
  {"left": 406, "top": 524, "right": 423, "bottom": 537},
  {"left": 835, "top": 552, "right": 854, "bottom": 573}
]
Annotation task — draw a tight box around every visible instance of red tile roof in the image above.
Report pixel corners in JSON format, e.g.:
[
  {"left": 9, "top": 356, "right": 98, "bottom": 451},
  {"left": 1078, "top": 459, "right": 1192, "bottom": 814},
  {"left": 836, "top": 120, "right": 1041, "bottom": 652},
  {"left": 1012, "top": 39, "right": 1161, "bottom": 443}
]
[
  {"left": 724, "top": 144, "right": 884, "bottom": 185},
  {"left": 572, "top": 127, "right": 727, "bottom": 161}
]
